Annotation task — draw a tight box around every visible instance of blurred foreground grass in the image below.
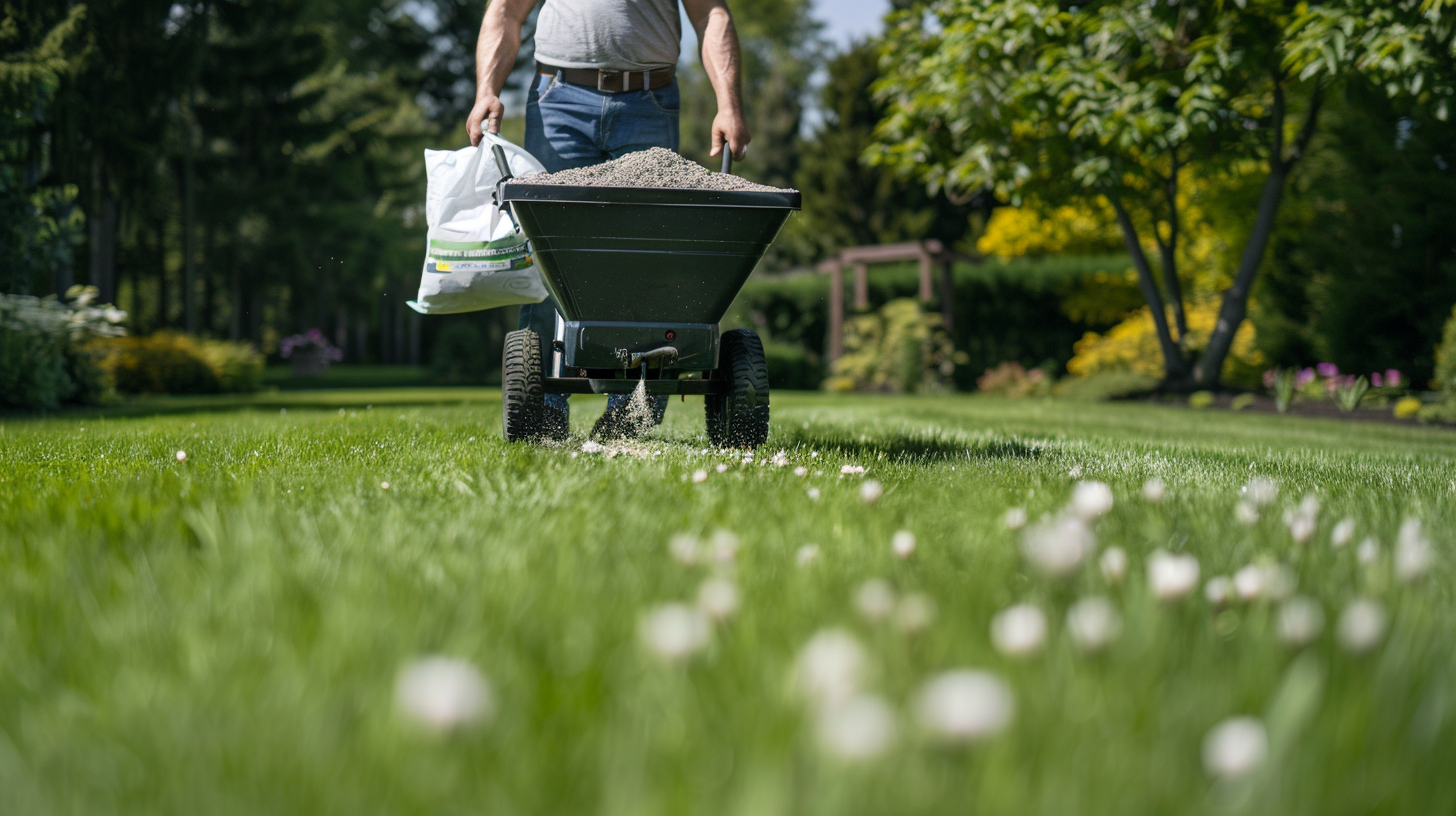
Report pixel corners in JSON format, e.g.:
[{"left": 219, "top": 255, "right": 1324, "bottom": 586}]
[{"left": 2, "top": 392, "right": 1455, "bottom": 815}]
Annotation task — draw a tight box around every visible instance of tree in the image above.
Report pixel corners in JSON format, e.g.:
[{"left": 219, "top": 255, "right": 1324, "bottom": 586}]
[{"left": 872, "top": 0, "right": 1456, "bottom": 389}]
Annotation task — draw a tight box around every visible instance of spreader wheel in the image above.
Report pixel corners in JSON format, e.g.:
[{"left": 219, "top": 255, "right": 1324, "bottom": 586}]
[
  {"left": 502, "top": 329, "right": 545, "bottom": 442},
  {"left": 706, "top": 329, "right": 770, "bottom": 449}
]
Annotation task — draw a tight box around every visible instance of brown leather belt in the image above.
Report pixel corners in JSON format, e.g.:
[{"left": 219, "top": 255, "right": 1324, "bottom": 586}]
[{"left": 536, "top": 61, "right": 675, "bottom": 93}]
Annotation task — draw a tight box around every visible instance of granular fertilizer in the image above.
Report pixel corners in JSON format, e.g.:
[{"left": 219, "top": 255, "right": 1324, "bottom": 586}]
[{"left": 510, "top": 147, "right": 793, "bottom": 193}]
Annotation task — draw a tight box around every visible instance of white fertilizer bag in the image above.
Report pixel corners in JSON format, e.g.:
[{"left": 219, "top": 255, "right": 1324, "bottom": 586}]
[{"left": 408, "top": 134, "right": 547, "bottom": 315}]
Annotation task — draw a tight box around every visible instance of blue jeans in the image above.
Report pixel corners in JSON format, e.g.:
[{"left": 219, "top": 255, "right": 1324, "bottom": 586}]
[{"left": 521, "top": 70, "right": 678, "bottom": 421}]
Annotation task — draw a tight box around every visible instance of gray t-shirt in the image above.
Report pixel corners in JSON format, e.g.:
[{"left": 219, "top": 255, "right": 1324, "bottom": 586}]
[{"left": 534, "top": 0, "right": 682, "bottom": 71}]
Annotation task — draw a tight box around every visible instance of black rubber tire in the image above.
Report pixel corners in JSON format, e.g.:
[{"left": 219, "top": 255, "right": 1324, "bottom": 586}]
[
  {"left": 502, "top": 329, "right": 545, "bottom": 442},
  {"left": 705, "top": 329, "right": 770, "bottom": 449}
]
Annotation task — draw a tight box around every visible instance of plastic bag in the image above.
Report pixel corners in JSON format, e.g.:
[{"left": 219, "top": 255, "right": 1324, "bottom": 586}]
[{"left": 408, "top": 134, "right": 548, "bottom": 315}]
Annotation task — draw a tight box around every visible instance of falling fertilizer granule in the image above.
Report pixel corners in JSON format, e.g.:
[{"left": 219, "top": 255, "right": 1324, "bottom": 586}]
[{"left": 511, "top": 147, "right": 794, "bottom": 193}]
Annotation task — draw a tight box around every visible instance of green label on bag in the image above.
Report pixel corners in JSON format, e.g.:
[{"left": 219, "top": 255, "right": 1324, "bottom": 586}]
[{"left": 429, "top": 237, "right": 528, "bottom": 252}]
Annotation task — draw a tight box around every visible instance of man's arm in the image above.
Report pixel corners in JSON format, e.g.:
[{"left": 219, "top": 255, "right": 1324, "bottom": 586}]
[
  {"left": 682, "top": 0, "right": 750, "bottom": 162},
  {"left": 466, "top": 0, "right": 538, "bottom": 146}
]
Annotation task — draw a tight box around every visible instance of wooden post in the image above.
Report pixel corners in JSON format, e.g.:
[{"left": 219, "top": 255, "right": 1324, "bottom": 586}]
[
  {"left": 939, "top": 258, "right": 955, "bottom": 331},
  {"left": 829, "top": 261, "right": 844, "bottom": 363},
  {"left": 853, "top": 263, "right": 868, "bottom": 310},
  {"left": 918, "top": 250, "right": 933, "bottom": 302}
]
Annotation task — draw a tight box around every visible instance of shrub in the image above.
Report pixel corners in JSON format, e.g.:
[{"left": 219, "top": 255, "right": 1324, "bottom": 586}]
[
  {"left": 1051, "top": 372, "right": 1160, "bottom": 402},
  {"left": 1434, "top": 304, "right": 1456, "bottom": 395},
  {"left": 98, "top": 332, "right": 262, "bottom": 395},
  {"left": 0, "top": 288, "right": 126, "bottom": 410},
  {"left": 1067, "top": 301, "right": 1266, "bottom": 388},
  {"left": 829, "top": 299, "right": 963, "bottom": 393},
  {"left": 976, "top": 361, "right": 1051, "bottom": 397},
  {"left": 763, "top": 340, "right": 822, "bottom": 391},
  {"left": 200, "top": 339, "right": 265, "bottom": 393}
]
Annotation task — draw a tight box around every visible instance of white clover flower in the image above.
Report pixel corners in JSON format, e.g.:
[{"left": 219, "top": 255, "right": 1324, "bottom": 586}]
[
  {"left": 692, "top": 469, "right": 708, "bottom": 484},
  {"left": 1331, "top": 517, "right": 1356, "bottom": 548},
  {"left": 841, "top": 464, "right": 866, "bottom": 476},
  {"left": 1357, "top": 537, "right": 1380, "bottom": 565},
  {"left": 1070, "top": 480, "right": 1114, "bottom": 520},
  {"left": 1066, "top": 596, "right": 1121, "bottom": 652},
  {"left": 1068, "top": 465, "right": 1083, "bottom": 479},
  {"left": 1202, "top": 717, "right": 1268, "bottom": 781},
  {"left": 1235, "top": 501, "right": 1260, "bottom": 526},
  {"left": 175, "top": 450, "right": 187, "bottom": 463},
  {"left": 709, "top": 530, "right": 739, "bottom": 564},
  {"left": 793, "top": 466, "right": 808, "bottom": 477},
  {"left": 796, "top": 544, "right": 820, "bottom": 567},
  {"left": 639, "top": 604, "right": 711, "bottom": 661},
  {"left": 395, "top": 656, "right": 494, "bottom": 732},
  {"left": 1148, "top": 551, "right": 1200, "bottom": 601},
  {"left": 855, "top": 579, "right": 896, "bottom": 622},
  {"left": 1233, "top": 564, "right": 1265, "bottom": 601},
  {"left": 1099, "top": 547, "right": 1128, "bottom": 584},
  {"left": 1243, "top": 477, "right": 1279, "bottom": 506},
  {"left": 860, "top": 480, "right": 885, "bottom": 504},
  {"left": 1284, "top": 494, "right": 1320, "bottom": 544},
  {"left": 380, "top": 481, "right": 391, "bottom": 490},
  {"left": 1003, "top": 507, "right": 1028, "bottom": 530},
  {"left": 1205, "top": 576, "right": 1232, "bottom": 606},
  {"left": 1276, "top": 597, "right": 1325, "bottom": 647},
  {"left": 581, "top": 440, "right": 606, "bottom": 454},
  {"left": 1337, "top": 599, "right": 1388, "bottom": 654},
  {"left": 771, "top": 450, "right": 790, "bottom": 468},
  {"left": 697, "top": 577, "right": 740, "bottom": 621},
  {"left": 715, "top": 463, "right": 729, "bottom": 474},
  {"left": 1395, "top": 517, "right": 1434, "bottom": 582},
  {"left": 895, "top": 593, "right": 937, "bottom": 633},
  {"left": 1021, "top": 514, "right": 1095, "bottom": 578},
  {"left": 669, "top": 533, "right": 700, "bottom": 565},
  {"left": 817, "top": 694, "right": 897, "bottom": 761},
  {"left": 914, "top": 670, "right": 1014, "bottom": 742},
  {"left": 892, "top": 530, "right": 916, "bottom": 559},
  {"left": 808, "top": 487, "right": 821, "bottom": 501},
  {"left": 991, "top": 604, "right": 1047, "bottom": 657},
  {"left": 1142, "top": 477, "right": 1166, "bottom": 502},
  {"left": 795, "top": 629, "right": 866, "bottom": 707}
]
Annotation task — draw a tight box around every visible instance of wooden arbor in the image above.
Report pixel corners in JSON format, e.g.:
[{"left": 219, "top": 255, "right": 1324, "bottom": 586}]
[{"left": 816, "top": 240, "right": 972, "bottom": 363}]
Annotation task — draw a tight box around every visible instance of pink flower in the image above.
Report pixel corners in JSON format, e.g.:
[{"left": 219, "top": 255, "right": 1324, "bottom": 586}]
[
  {"left": 1385, "top": 369, "right": 1402, "bottom": 387},
  {"left": 1295, "top": 368, "right": 1316, "bottom": 388},
  {"left": 1262, "top": 369, "right": 1277, "bottom": 388},
  {"left": 1316, "top": 362, "right": 1339, "bottom": 378},
  {"left": 1370, "top": 372, "right": 1384, "bottom": 387}
]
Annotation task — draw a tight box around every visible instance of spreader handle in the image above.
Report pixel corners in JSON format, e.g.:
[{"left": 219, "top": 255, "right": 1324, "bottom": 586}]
[
  {"left": 720, "top": 150, "right": 732, "bottom": 175},
  {"left": 492, "top": 144, "right": 514, "bottom": 180}
]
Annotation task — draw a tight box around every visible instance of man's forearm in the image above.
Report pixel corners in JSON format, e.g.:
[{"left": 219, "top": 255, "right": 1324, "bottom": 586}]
[
  {"left": 476, "top": 5, "right": 524, "bottom": 103},
  {"left": 696, "top": 6, "right": 743, "bottom": 115}
]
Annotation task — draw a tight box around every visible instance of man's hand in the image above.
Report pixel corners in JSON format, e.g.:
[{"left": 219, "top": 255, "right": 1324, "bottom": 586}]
[
  {"left": 467, "top": 94, "right": 504, "bottom": 147},
  {"left": 710, "top": 108, "right": 750, "bottom": 162}
]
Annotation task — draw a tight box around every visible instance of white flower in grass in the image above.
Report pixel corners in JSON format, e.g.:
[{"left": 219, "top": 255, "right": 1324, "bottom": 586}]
[
  {"left": 1148, "top": 551, "right": 1200, "bottom": 601},
  {"left": 795, "top": 629, "right": 866, "bottom": 707},
  {"left": 697, "top": 577, "right": 740, "bottom": 621},
  {"left": 1066, "top": 596, "right": 1122, "bottom": 652},
  {"left": 892, "top": 530, "right": 916, "bottom": 558},
  {"left": 1395, "top": 518, "right": 1434, "bottom": 582},
  {"left": 1099, "top": 547, "right": 1128, "bottom": 584},
  {"left": 1205, "top": 576, "right": 1232, "bottom": 606},
  {"left": 709, "top": 530, "right": 739, "bottom": 564},
  {"left": 1277, "top": 597, "right": 1325, "bottom": 647},
  {"left": 175, "top": 450, "right": 187, "bottom": 463},
  {"left": 807, "top": 487, "right": 821, "bottom": 501},
  {"left": 855, "top": 579, "right": 896, "bottom": 622},
  {"left": 817, "top": 694, "right": 897, "bottom": 761},
  {"left": 1068, "top": 465, "right": 1083, "bottom": 479},
  {"left": 639, "top": 604, "right": 711, "bottom": 661},
  {"left": 380, "top": 481, "right": 391, "bottom": 491},
  {"left": 1142, "top": 477, "right": 1166, "bottom": 502},
  {"left": 1070, "top": 480, "right": 1114, "bottom": 520},
  {"left": 1021, "top": 514, "right": 1095, "bottom": 578},
  {"left": 915, "top": 670, "right": 1014, "bottom": 742},
  {"left": 1202, "top": 717, "right": 1267, "bottom": 781},
  {"left": 1337, "top": 599, "right": 1387, "bottom": 654},
  {"left": 1243, "top": 477, "right": 1279, "bottom": 506},
  {"left": 1235, "top": 501, "right": 1260, "bottom": 526},
  {"left": 841, "top": 464, "right": 866, "bottom": 476},
  {"left": 1284, "top": 494, "right": 1320, "bottom": 544},
  {"left": 793, "top": 466, "right": 808, "bottom": 477},
  {"left": 895, "top": 593, "right": 937, "bottom": 633},
  {"left": 859, "top": 480, "right": 884, "bottom": 504},
  {"left": 1233, "top": 564, "right": 1264, "bottom": 601},
  {"left": 715, "top": 463, "right": 729, "bottom": 474},
  {"left": 991, "top": 604, "right": 1047, "bottom": 657},
  {"left": 669, "top": 534, "right": 700, "bottom": 565},
  {"left": 771, "top": 450, "right": 790, "bottom": 467},
  {"left": 1003, "top": 507, "right": 1028, "bottom": 530},
  {"left": 395, "top": 656, "right": 493, "bottom": 732},
  {"left": 1331, "top": 517, "right": 1356, "bottom": 548},
  {"left": 581, "top": 440, "right": 606, "bottom": 454},
  {"left": 692, "top": 469, "right": 708, "bottom": 484},
  {"left": 796, "top": 544, "right": 820, "bottom": 567},
  {"left": 1357, "top": 537, "right": 1380, "bottom": 565}
]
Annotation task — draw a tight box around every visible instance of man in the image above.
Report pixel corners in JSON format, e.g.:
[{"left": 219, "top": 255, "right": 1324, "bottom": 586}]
[{"left": 466, "top": 0, "right": 751, "bottom": 438}]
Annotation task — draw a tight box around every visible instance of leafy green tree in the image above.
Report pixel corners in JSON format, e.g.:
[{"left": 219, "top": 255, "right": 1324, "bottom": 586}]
[{"left": 873, "top": 0, "right": 1456, "bottom": 388}]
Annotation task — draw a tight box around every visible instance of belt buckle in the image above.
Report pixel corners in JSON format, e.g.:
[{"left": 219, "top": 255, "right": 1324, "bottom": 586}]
[{"left": 596, "top": 70, "right": 615, "bottom": 92}]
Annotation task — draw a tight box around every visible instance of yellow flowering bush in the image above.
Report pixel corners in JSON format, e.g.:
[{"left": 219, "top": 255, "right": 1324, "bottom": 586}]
[
  {"left": 976, "top": 200, "right": 1123, "bottom": 259},
  {"left": 1067, "top": 302, "right": 1266, "bottom": 388}
]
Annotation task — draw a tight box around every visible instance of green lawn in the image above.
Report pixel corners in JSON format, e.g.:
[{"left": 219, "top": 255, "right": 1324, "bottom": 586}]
[{"left": 3, "top": 392, "right": 1454, "bottom": 815}]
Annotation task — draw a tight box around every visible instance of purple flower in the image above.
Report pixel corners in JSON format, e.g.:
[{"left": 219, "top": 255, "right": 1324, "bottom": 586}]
[
  {"left": 1263, "top": 369, "right": 1277, "bottom": 388},
  {"left": 1296, "top": 368, "right": 1316, "bottom": 388},
  {"left": 1385, "top": 369, "right": 1402, "bottom": 387},
  {"left": 1316, "top": 362, "right": 1339, "bottom": 378},
  {"left": 1371, "top": 372, "right": 1384, "bottom": 388}
]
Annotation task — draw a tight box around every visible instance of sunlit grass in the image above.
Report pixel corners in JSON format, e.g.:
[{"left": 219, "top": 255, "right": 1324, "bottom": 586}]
[{"left": 2, "top": 392, "right": 1454, "bottom": 814}]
